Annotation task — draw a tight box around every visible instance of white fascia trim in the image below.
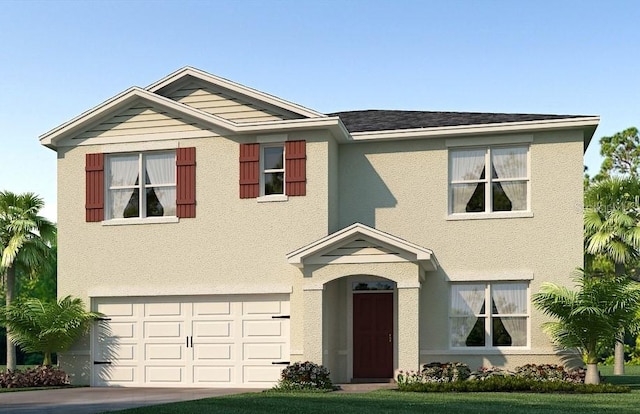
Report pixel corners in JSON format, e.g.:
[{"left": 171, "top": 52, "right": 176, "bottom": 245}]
[
  {"left": 146, "top": 66, "right": 326, "bottom": 119},
  {"left": 286, "top": 222, "right": 438, "bottom": 270},
  {"left": 39, "top": 87, "right": 238, "bottom": 149},
  {"left": 40, "top": 89, "right": 350, "bottom": 150},
  {"left": 348, "top": 117, "right": 601, "bottom": 142}
]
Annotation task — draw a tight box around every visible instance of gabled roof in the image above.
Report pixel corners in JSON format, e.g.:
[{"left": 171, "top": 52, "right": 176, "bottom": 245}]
[
  {"left": 287, "top": 222, "right": 439, "bottom": 271},
  {"left": 147, "top": 66, "right": 325, "bottom": 119}
]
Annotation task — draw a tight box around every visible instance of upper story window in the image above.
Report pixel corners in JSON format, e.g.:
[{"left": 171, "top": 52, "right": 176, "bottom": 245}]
[
  {"left": 107, "top": 152, "right": 176, "bottom": 219},
  {"left": 449, "top": 146, "right": 529, "bottom": 215},
  {"left": 239, "top": 140, "right": 306, "bottom": 199},
  {"left": 450, "top": 282, "right": 528, "bottom": 349},
  {"left": 85, "top": 148, "right": 195, "bottom": 223},
  {"left": 262, "top": 145, "right": 285, "bottom": 196}
]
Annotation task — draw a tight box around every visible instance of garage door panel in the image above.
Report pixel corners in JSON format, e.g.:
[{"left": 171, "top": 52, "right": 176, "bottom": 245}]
[
  {"left": 192, "top": 301, "right": 231, "bottom": 316},
  {"left": 144, "top": 321, "right": 183, "bottom": 338},
  {"left": 146, "top": 366, "right": 184, "bottom": 383},
  {"left": 193, "top": 343, "right": 232, "bottom": 360},
  {"left": 97, "top": 303, "right": 134, "bottom": 317},
  {"left": 105, "top": 322, "right": 136, "bottom": 339},
  {"left": 193, "top": 320, "right": 232, "bottom": 337},
  {"left": 243, "top": 300, "right": 281, "bottom": 315},
  {"left": 193, "top": 366, "right": 233, "bottom": 384},
  {"left": 98, "top": 366, "right": 136, "bottom": 383},
  {"left": 145, "top": 302, "right": 183, "bottom": 317},
  {"left": 145, "top": 343, "right": 184, "bottom": 360},
  {"left": 243, "top": 343, "right": 284, "bottom": 360},
  {"left": 243, "top": 365, "right": 282, "bottom": 383},
  {"left": 244, "top": 320, "right": 282, "bottom": 337},
  {"left": 99, "top": 341, "right": 135, "bottom": 361}
]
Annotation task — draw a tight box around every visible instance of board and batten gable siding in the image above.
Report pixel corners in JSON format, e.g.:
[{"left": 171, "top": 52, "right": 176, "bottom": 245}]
[
  {"left": 75, "top": 104, "right": 202, "bottom": 140},
  {"left": 163, "top": 80, "right": 303, "bottom": 123}
]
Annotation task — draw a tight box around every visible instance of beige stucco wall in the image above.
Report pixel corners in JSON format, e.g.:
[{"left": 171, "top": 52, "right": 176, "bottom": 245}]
[
  {"left": 56, "top": 127, "right": 334, "bottom": 383},
  {"left": 338, "top": 129, "right": 585, "bottom": 370},
  {"left": 55, "top": 110, "right": 585, "bottom": 383}
]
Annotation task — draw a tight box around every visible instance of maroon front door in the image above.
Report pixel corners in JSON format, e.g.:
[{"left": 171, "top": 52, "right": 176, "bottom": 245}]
[{"left": 353, "top": 292, "right": 393, "bottom": 379}]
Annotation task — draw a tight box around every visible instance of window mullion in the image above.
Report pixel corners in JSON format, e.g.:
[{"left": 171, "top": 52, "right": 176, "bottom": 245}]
[
  {"left": 139, "top": 154, "right": 146, "bottom": 218},
  {"left": 485, "top": 283, "right": 491, "bottom": 349},
  {"left": 486, "top": 148, "right": 492, "bottom": 213}
]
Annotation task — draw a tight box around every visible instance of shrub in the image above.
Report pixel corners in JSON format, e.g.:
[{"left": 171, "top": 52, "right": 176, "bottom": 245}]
[
  {"left": 0, "top": 366, "right": 69, "bottom": 388},
  {"left": 421, "top": 362, "right": 471, "bottom": 382},
  {"left": 398, "top": 376, "right": 629, "bottom": 393},
  {"left": 273, "top": 361, "right": 333, "bottom": 391}
]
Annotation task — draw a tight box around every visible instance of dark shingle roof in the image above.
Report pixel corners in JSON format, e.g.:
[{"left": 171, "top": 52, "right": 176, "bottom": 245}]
[{"left": 327, "top": 110, "right": 587, "bottom": 133}]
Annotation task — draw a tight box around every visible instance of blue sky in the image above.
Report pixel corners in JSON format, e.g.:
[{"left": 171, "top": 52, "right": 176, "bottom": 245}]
[{"left": 1, "top": 0, "right": 638, "bottom": 221}]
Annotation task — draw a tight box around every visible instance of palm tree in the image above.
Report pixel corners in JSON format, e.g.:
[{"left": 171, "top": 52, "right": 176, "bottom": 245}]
[
  {"left": 584, "top": 177, "right": 640, "bottom": 375},
  {"left": 0, "top": 191, "right": 56, "bottom": 371},
  {"left": 532, "top": 269, "right": 640, "bottom": 384},
  {"left": 3, "top": 296, "right": 102, "bottom": 366}
]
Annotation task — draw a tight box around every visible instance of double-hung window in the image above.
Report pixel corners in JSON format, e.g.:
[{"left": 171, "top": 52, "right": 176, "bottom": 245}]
[
  {"left": 450, "top": 282, "right": 528, "bottom": 348},
  {"left": 107, "top": 152, "right": 176, "bottom": 219},
  {"left": 262, "top": 145, "right": 285, "bottom": 196},
  {"left": 449, "top": 146, "right": 529, "bottom": 215}
]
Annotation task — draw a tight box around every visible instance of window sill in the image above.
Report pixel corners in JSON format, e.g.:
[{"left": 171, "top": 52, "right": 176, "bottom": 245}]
[
  {"left": 427, "top": 347, "right": 531, "bottom": 355},
  {"left": 101, "top": 216, "right": 179, "bottom": 226},
  {"left": 257, "top": 195, "right": 289, "bottom": 203},
  {"left": 446, "top": 211, "right": 533, "bottom": 221}
]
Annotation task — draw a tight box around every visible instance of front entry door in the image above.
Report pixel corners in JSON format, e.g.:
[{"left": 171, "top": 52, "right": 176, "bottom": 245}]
[{"left": 353, "top": 292, "right": 393, "bottom": 379}]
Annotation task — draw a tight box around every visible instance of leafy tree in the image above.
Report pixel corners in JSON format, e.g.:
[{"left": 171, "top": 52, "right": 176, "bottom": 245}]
[
  {"left": 3, "top": 296, "right": 101, "bottom": 366},
  {"left": 532, "top": 270, "right": 640, "bottom": 384},
  {"left": 0, "top": 191, "right": 56, "bottom": 371},
  {"left": 595, "top": 127, "right": 640, "bottom": 181},
  {"left": 584, "top": 177, "right": 640, "bottom": 374}
]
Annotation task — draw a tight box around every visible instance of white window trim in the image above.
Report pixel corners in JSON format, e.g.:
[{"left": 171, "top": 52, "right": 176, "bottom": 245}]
[
  {"left": 448, "top": 145, "right": 531, "bottom": 218},
  {"left": 104, "top": 151, "right": 177, "bottom": 221},
  {"left": 449, "top": 282, "right": 530, "bottom": 351},
  {"left": 260, "top": 143, "right": 286, "bottom": 197}
]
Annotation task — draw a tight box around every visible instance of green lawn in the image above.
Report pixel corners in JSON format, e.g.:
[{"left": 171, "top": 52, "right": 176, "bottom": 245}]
[{"left": 113, "top": 389, "right": 640, "bottom": 414}]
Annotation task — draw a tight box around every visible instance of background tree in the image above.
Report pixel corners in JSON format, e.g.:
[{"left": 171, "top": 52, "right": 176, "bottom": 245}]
[
  {"left": 594, "top": 126, "right": 640, "bottom": 182},
  {"left": 3, "top": 296, "right": 101, "bottom": 366},
  {"left": 532, "top": 269, "right": 640, "bottom": 384},
  {"left": 0, "top": 191, "right": 56, "bottom": 371},
  {"left": 584, "top": 177, "right": 640, "bottom": 375}
]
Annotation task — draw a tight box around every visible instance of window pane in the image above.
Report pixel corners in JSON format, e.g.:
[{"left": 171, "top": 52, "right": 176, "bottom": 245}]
[
  {"left": 493, "top": 316, "right": 527, "bottom": 346},
  {"left": 146, "top": 187, "right": 176, "bottom": 217},
  {"left": 491, "top": 147, "right": 527, "bottom": 179},
  {"left": 264, "top": 172, "right": 284, "bottom": 195},
  {"left": 452, "top": 317, "right": 485, "bottom": 346},
  {"left": 493, "top": 181, "right": 527, "bottom": 211},
  {"left": 264, "top": 147, "right": 284, "bottom": 170},
  {"left": 109, "top": 188, "right": 140, "bottom": 218},
  {"left": 492, "top": 283, "right": 527, "bottom": 314},
  {"left": 451, "top": 149, "right": 486, "bottom": 181},
  {"left": 109, "top": 155, "right": 139, "bottom": 187},
  {"left": 452, "top": 183, "right": 485, "bottom": 213},
  {"left": 145, "top": 153, "right": 175, "bottom": 185}
]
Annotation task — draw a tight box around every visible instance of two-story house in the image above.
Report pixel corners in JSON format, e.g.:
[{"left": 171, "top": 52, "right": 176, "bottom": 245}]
[{"left": 40, "top": 67, "right": 598, "bottom": 387}]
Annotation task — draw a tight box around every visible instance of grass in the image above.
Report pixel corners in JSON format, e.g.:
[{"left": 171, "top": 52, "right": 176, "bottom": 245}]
[
  {"left": 112, "top": 389, "right": 640, "bottom": 414},
  {"left": 600, "top": 364, "right": 640, "bottom": 389}
]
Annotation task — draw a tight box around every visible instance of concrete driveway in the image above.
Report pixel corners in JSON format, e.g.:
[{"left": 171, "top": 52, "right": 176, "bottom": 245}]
[{"left": 0, "top": 387, "right": 256, "bottom": 414}]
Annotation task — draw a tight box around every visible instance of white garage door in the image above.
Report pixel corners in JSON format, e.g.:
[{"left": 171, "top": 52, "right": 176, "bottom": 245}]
[{"left": 92, "top": 294, "right": 290, "bottom": 387}]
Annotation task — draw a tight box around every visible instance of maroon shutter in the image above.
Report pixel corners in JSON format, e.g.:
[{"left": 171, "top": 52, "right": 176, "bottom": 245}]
[
  {"left": 285, "top": 140, "right": 306, "bottom": 196},
  {"left": 85, "top": 153, "right": 104, "bottom": 222},
  {"left": 239, "top": 143, "right": 260, "bottom": 198},
  {"left": 176, "top": 147, "right": 196, "bottom": 218}
]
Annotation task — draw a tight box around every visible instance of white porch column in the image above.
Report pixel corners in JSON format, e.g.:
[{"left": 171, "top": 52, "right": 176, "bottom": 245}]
[
  {"left": 303, "top": 286, "right": 324, "bottom": 365},
  {"left": 397, "top": 286, "right": 420, "bottom": 375}
]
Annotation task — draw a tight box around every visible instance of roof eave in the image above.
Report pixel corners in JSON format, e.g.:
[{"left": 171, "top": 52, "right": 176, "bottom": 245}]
[{"left": 348, "top": 116, "right": 601, "bottom": 148}]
